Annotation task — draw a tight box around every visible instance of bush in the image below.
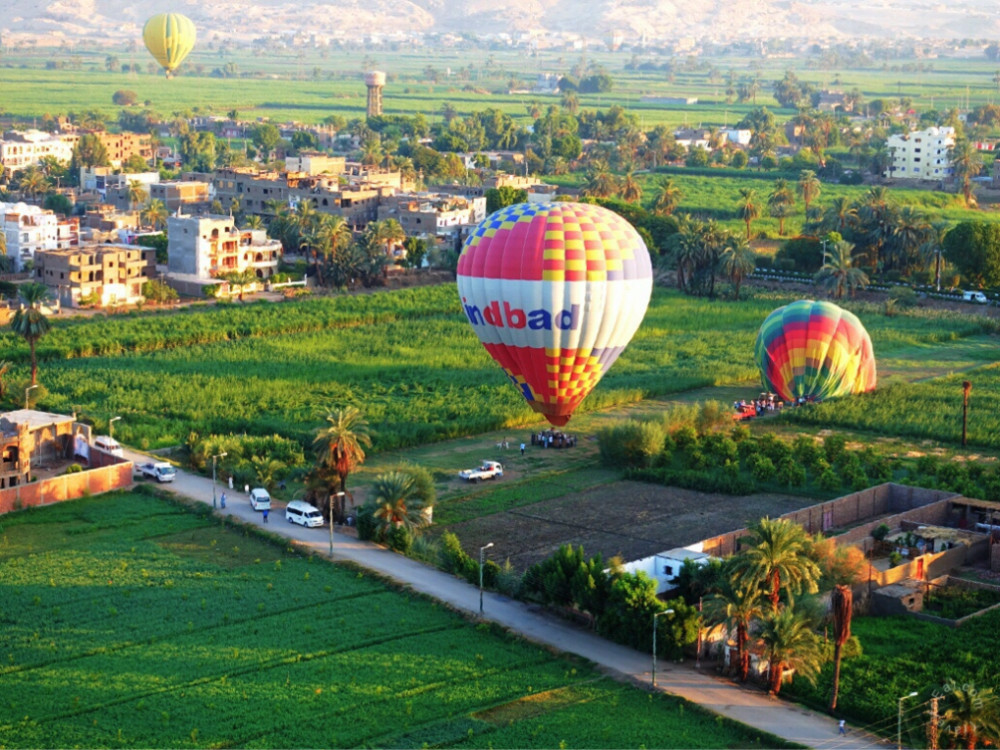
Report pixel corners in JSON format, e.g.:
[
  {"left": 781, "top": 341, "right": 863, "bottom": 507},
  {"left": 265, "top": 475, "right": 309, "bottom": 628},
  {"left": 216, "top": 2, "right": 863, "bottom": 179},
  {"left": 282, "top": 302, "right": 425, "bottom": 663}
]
[
  {"left": 355, "top": 503, "right": 379, "bottom": 542},
  {"left": 387, "top": 524, "right": 413, "bottom": 553},
  {"left": 596, "top": 419, "right": 667, "bottom": 469},
  {"left": 439, "top": 532, "right": 477, "bottom": 582},
  {"left": 871, "top": 523, "right": 890, "bottom": 542}
]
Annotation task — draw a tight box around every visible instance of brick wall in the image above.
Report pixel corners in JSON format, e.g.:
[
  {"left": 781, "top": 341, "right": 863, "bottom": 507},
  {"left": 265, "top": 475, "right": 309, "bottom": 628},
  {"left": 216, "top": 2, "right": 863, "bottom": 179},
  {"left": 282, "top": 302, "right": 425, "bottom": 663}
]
[{"left": 0, "top": 461, "right": 133, "bottom": 514}]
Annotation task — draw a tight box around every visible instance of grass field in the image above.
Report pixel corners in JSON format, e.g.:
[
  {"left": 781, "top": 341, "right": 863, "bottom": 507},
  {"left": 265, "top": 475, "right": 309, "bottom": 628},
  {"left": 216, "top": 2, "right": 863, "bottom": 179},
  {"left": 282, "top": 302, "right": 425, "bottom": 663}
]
[{"left": 0, "top": 490, "right": 792, "bottom": 749}]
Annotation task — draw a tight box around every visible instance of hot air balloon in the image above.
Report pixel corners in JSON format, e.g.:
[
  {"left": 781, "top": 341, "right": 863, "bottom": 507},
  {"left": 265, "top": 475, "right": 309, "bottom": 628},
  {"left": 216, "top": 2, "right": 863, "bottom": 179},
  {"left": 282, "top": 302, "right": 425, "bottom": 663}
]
[
  {"left": 142, "top": 13, "right": 196, "bottom": 78},
  {"left": 457, "top": 202, "right": 653, "bottom": 426},
  {"left": 754, "top": 299, "right": 877, "bottom": 403}
]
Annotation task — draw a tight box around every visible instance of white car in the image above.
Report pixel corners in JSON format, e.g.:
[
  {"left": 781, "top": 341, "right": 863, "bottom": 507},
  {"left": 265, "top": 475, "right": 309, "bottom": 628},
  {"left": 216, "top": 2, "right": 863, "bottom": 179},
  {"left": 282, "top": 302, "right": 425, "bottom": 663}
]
[
  {"left": 458, "top": 460, "right": 503, "bottom": 482},
  {"left": 249, "top": 488, "right": 271, "bottom": 511},
  {"left": 138, "top": 461, "right": 176, "bottom": 483},
  {"left": 285, "top": 500, "right": 324, "bottom": 527}
]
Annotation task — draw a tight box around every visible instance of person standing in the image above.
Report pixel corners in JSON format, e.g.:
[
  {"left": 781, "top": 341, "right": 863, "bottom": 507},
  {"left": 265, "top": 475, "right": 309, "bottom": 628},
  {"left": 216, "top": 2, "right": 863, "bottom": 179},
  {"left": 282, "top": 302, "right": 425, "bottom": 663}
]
[
  {"left": 228, "top": 475, "right": 233, "bottom": 490},
  {"left": 220, "top": 492, "right": 227, "bottom": 509},
  {"left": 520, "top": 442, "right": 526, "bottom": 456},
  {"left": 262, "top": 507, "right": 269, "bottom": 524},
  {"left": 838, "top": 719, "right": 846, "bottom": 735}
]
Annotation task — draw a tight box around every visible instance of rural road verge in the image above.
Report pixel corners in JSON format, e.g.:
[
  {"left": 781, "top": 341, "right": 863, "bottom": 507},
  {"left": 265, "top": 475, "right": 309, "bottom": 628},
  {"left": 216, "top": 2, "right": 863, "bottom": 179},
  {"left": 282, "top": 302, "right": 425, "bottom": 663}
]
[{"left": 124, "top": 448, "right": 889, "bottom": 750}]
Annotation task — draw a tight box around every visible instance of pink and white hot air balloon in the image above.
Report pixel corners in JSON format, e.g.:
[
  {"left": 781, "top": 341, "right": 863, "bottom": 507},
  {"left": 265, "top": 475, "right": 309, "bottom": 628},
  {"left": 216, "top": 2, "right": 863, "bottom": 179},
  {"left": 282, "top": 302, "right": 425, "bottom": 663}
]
[{"left": 457, "top": 202, "right": 653, "bottom": 426}]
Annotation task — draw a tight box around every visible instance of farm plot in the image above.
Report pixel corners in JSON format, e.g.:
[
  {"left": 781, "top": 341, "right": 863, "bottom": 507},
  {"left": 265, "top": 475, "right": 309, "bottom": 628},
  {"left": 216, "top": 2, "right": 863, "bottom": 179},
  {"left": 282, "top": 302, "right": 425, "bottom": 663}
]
[{"left": 0, "top": 492, "right": 791, "bottom": 749}]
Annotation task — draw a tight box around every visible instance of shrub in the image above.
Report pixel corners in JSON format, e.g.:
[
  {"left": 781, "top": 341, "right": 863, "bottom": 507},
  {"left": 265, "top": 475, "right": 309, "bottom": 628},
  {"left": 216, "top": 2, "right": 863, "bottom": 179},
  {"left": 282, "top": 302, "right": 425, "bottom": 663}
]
[
  {"left": 596, "top": 419, "right": 667, "bottom": 469},
  {"left": 871, "top": 523, "right": 890, "bottom": 542},
  {"left": 439, "top": 532, "right": 477, "bottom": 582},
  {"left": 387, "top": 524, "right": 413, "bottom": 554},
  {"left": 355, "top": 503, "right": 379, "bottom": 542},
  {"left": 748, "top": 454, "right": 776, "bottom": 482}
]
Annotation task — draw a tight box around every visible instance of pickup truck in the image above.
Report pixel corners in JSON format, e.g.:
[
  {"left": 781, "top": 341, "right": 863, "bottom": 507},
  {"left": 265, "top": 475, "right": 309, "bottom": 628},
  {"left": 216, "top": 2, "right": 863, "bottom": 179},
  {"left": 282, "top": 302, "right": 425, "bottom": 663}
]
[
  {"left": 138, "top": 461, "right": 176, "bottom": 483},
  {"left": 458, "top": 460, "right": 503, "bottom": 482}
]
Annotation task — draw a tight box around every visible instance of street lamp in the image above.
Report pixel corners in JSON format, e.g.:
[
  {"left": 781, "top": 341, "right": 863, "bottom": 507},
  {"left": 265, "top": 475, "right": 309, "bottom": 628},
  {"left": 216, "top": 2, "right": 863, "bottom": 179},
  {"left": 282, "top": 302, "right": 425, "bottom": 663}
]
[
  {"left": 898, "top": 691, "right": 918, "bottom": 750},
  {"left": 24, "top": 384, "right": 39, "bottom": 409},
  {"left": 479, "top": 542, "right": 494, "bottom": 615},
  {"left": 109, "top": 416, "right": 121, "bottom": 439},
  {"left": 211, "top": 452, "right": 227, "bottom": 509},
  {"left": 651, "top": 608, "right": 675, "bottom": 688},
  {"left": 330, "top": 491, "right": 346, "bottom": 556}
]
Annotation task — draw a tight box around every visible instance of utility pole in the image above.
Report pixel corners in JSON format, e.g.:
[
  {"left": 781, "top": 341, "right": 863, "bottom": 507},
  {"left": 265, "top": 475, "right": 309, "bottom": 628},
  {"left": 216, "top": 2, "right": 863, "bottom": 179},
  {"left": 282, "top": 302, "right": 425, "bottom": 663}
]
[
  {"left": 962, "top": 381, "right": 972, "bottom": 447},
  {"left": 927, "top": 696, "right": 939, "bottom": 750}
]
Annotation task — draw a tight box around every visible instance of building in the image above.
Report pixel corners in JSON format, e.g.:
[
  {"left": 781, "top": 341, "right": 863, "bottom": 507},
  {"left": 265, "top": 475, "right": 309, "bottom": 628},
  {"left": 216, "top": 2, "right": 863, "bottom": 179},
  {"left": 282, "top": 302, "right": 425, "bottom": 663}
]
[
  {"left": 79, "top": 168, "right": 160, "bottom": 200},
  {"left": 34, "top": 243, "right": 155, "bottom": 308},
  {"left": 884, "top": 126, "right": 955, "bottom": 181},
  {"left": 167, "top": 214, "right": 282, "bottom": 281},
  {"left": 365, "top": 71, "right": 386, "bottom": 118},
  {"left": 377, "top": 193, "right": 486, "bottom": 243},
  {"left": 89, "top": 131, "right": 154, "bottom": 169},
  {"left": 0, "top": 410, "right": 77, "bottom": 489},
  {"left": 149, "top": 181, "right": 212, "bottom": 212},
  {"left": 284, "top": 153, "right": 346, "bottom": 176},
  {"left": 0, "top": 130, "right": 74, "bottom": 174},
  {"left": 1, "top": 201, "right": 60, "bottom": 271}
]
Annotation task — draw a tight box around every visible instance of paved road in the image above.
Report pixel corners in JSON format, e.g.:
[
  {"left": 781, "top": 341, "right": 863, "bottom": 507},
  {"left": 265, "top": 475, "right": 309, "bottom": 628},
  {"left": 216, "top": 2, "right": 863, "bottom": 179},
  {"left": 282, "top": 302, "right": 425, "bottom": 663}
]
[{"left": 124, "top": 449, "right": 889, "bottom": 750}]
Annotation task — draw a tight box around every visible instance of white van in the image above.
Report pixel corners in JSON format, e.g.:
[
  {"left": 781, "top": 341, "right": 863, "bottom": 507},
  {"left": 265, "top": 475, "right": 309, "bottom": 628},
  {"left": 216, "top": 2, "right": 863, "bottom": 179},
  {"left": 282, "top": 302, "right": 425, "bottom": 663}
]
[
  {"left": 249, "top": 488, "right": 271, "bottom": 511},
  {"left": 285, "top": 500, "right": 324, "bottom": 527},
  {"left": 963, "top": 290, "right": 988, "bottom": 304},
  {"left": 93, "top": 435, "right": 124, "bottom": 458}
]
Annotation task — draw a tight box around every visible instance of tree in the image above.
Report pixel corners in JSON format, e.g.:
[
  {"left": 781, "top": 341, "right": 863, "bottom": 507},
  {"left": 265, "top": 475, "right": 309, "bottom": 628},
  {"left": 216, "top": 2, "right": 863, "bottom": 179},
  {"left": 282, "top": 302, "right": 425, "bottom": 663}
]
[
  {"left": 618, "top": 171, "right": 642, "bottom": 203},
  {"left": 768, "top": 179, "right": 795, "bottom": 236},
  {"left": 69, "top": 133, "right": 110, "bottom": 180},
  {"left": 112, "top": 89, "right": 137, "bottom": 106},
  {"left": 141, "top": 199, "right": 167, "bottom": 231},
  {"left": 731, "top": 518, "right": 821, "bottom": 612},
  {"left": 371, "top": 471, "right": 426, "bottom": 533},
  {"left": 815, "top": 240, "right": 869, "bottom": 299},
  {"left": 582, "top": 162, "right": 619, "bottom": 199},
  {"left": 798, "top": 170, "right": 821, "bottom": 215},
  {"left": 400, "top": 236, "right": 428, "bottom": 269},
  {"left": 950, "top": 139, "right": 984, "bottom": 207},
  {"left": 943, "top": 221, "right": 1000, "bottom": 288},
  {"left": 485, "top": 186, "right": 528, "bottom": 214},
  {"left": 758, "top": 608, "right": 825, "bottom": 696},
  {"left": 940, "top": 685, "right": 1000, "bottom": 750},
  {"left": 313, "top": 407, "right": 372, "bottom": 494},
  {"left": 141, "top": 279, "right": 178, "bottom": 305},
  {"left": 706, "top": 576, "right": 764, "bottom": 682},
  {"left": 720, "top": 235, "right": 757, "bottom": 299},
  {"left": 0, "top": 360, "right": 10, "bottom": 401},
  {"left": 828, "top": 584, "right": 853, "bottom": 712},
  {"left": 127, "top": 179, "right": 148, "bottom": 211},
  {"left": 17, "top": 169, "right": 50, "bottom": 203},
  {"left": 10, "top": 282, "right": 52, "bottom": 386},
  {"left": 736, "top": 188, "right": 761, "bottom": 240},
  {"left": 651, "top": 177, "right": 683, "bottom": 217},
  {"left": 221, "top": 269, "right": 258, "bottom": 302},
  {"left": 179, "top": 131, "right": 216, "bottom": 172}
]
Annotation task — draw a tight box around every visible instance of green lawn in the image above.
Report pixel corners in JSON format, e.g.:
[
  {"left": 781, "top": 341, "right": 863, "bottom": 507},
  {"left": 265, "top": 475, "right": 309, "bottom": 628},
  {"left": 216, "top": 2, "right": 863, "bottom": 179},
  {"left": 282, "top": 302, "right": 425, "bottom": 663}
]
[{"left": 0, "top": 491, "right": 793, "bottom": 749}]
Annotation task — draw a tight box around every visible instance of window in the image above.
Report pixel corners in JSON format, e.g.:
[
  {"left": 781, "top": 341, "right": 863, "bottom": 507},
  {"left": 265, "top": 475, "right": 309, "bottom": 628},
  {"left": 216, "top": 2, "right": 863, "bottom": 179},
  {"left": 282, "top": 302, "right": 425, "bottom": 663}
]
[{"left": 663, "top": 565, "right": 674, "bottom": 576}]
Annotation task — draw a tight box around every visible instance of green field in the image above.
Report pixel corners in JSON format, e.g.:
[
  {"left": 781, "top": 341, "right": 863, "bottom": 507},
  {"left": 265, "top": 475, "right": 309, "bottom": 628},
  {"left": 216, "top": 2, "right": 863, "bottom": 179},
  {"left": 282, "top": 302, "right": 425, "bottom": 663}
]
[
  {"left": 8, "top": 285, "right": 998, "bottom": 456},
  {"left": 0, "top": 491, "right": 792, "bottom": 749}
]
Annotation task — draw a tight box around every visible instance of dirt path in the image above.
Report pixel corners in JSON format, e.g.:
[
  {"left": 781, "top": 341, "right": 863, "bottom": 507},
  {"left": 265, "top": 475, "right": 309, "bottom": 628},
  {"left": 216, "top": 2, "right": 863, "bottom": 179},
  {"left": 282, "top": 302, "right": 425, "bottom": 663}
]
[{"left": 124, "top": 448, "right": 887, "bottom": 750}]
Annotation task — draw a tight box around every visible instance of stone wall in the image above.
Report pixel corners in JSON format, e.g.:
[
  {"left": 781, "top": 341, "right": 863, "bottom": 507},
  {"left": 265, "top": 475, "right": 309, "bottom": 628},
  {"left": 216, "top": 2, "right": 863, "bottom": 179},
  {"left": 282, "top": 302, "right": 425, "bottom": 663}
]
[{"left": 0, "top": 461, "right": 133, "bottom": 514}]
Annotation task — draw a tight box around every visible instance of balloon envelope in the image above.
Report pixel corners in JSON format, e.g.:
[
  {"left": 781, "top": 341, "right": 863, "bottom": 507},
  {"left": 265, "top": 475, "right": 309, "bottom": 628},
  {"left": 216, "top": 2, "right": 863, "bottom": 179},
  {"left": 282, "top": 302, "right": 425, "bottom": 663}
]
[
  {"left": 143, "top": 13, "right": 196, "bottom": 76},
  {"left": 755, "top": 299, "right": 877, "bottom": 402},
  {"left": 457, "top": 202, "right": 653, "bottom": 426}
]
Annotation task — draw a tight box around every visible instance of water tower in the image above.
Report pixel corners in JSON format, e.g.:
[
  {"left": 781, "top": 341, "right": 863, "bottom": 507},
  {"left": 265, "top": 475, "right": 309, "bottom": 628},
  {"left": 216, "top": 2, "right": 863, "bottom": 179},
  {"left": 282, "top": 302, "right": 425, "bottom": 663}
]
[{"left": 365, "top": 71, "right": 386, "bottom": 118}]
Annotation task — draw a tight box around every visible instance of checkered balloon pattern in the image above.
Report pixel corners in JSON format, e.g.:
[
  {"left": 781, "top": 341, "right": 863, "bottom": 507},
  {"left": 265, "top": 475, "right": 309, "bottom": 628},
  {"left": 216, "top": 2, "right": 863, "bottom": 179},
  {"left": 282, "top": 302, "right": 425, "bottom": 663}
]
[
  {"left": 755, "top": 299, "right": 877, "bottom": 403},
  {"left": 457, "top": 202, "right": 653, "bottom": 426}
]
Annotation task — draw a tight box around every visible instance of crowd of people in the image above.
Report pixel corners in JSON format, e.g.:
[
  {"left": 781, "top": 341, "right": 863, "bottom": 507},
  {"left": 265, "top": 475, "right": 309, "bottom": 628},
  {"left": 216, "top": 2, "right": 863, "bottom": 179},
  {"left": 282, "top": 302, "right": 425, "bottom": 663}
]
[
  {"left": 530, "top": 430, "right": 577, "bottom": 449},
  {"left": 734, "top": 392, "right": 821, "bottom": 419}
]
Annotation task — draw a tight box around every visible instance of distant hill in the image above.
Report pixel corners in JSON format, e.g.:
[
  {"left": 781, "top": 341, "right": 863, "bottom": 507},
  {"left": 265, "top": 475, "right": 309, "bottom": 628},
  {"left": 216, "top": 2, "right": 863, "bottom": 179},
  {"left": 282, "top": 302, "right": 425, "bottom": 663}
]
[{"left": 3, "top": 0, "right": 1000, "bottom": 46}]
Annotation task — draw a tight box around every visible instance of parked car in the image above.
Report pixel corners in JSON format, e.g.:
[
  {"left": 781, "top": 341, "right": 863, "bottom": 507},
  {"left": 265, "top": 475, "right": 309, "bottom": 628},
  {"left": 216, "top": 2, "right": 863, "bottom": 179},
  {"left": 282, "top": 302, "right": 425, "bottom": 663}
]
[
  {"left": 249, "top": 488, "right": 271, "bottom": 511},
  {"left": 458, "top": 460, "right": 503, "bottom": 482},
  {"left": 285, "top": 499, "right": 324, "bottom": 527},
  {"left": 93, "top": 435, "right": 124, "bottom": 457},
  {"left": 962, "top": 290, "right": 988, "bottom": 303}
]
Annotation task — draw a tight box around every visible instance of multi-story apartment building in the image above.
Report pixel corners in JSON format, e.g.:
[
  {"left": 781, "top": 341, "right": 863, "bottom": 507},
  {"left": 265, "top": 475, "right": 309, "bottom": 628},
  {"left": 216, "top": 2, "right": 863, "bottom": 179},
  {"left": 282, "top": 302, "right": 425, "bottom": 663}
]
[
  {"left": 149, "top": 181, "right": 212, "bottom": 212},
  {"left": 377, "top": 193, "right": 486, "bottom": 241},
  {"left": 284, "top": 152, "right": 346, "bottom": 176},
  {"left": 35, "top": 243, "right": 155, "bottom": 308},
  {"left": 91, "top": 131, "right": 154, "bottom": 168},
  {"left": 1, "top": 202, "right": 60, "bottom": 271},
  {"left": 166, "top": 214, "right": 281, "bottom": 280},
  {"left": 884, "top": 126, "right": 955, "bottom": 181},
  {"left": 0, "top": 130, "right": 75, "bottom": 173}
]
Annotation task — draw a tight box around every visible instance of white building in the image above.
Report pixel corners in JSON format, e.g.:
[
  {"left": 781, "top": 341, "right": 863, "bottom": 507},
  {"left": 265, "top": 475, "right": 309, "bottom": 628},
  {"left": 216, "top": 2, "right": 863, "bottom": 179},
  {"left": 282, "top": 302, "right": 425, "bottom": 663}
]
[
  {"left": 166, "top": 214, "right": 282, "bottom": 281},
  {"left": 80, "top": 168, "right": 160, "bottom": 200},
  {"left": 621, "top": 546, "right": 713, "bottom": 595},
  {"left": 884, "top": 126, "right": 955, "bottom": 181},
  {"left": 376, "top": 193, "right": 486, "bottom": 243},
  {"left": 0, "top": 130, "right": 74, "bottom": 174},
  {"left": 1, "top": 202, "right": 60, "bottom": 271}
]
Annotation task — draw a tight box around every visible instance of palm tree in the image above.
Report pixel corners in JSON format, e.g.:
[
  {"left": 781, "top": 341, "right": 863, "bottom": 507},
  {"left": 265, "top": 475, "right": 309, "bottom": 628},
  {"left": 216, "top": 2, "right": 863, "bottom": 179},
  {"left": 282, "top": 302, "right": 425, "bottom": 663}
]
[
  {"left": 732, "top": 518, "right": 821, "bottom": 612},
  {"left": 582, "top": 161, "right": 619, "bottom": 199},
  {"left": 313, "top": 407, "right": 372, "bottom": 494},
  {"left": 222, "top": 269, "right": 258, "bottom": 302},
  {"left": 758, "top": 608, "right": 825, "bottom": 696},
  {"left": 10, "top": 282, "right": 52, "bottom": 386},
  {"left": 371, "top": 470, "right": 426, "bottom": 534},
  {"left": 768, "top": 179, "right": 795, "bottom": 236},
  {"left": 652, "top": 177, "right": 683, "bottom": 217},
  {"left": 707, "top": 577, "right": 764, "bottom": 682},
  {"left": 0, "top": 359, "right": 10, "bottom": 401},
  {"left": 798, "top": 170, "right": 821, "bottom": 215},
  {"left": 251, "top": 456, "right": 286, "bottom": 492},
  {"left": 242, "top": 215, "right": 265, "bottom": 230},
  {"left": 141, "top": 199, "right": 167, "bottom": 231},
  {"left": 828, "top": 584, "right": 853, "bottom": 712},
  {"left": 891, "top": 205, "right": 931, "bottom": 274},
  {"left": 618, "top": 171, "right": 642, "bottom": 203},
  {"left": 736, "top": 188, "right": 761, "bottom": 240},
  {"left": 821, "top": 196, "right": 858, "bottom": 234},
  {"left": 816, "top": 240, "right": 869, "bottom": 300},
  {"left": 720, "top": 235, "right": 756, "bottom": 300},
  {"left": 18, "top": 168, "right": 50, "bottom": 203},
  {"left": 950, "top": 139, "right": 984, "bottom": 207},
  {"left": 919, "top": 220, "right": 950, "bottom": 291},
  {"left": 940, "top": 686, "right": 1000, "bottom": 749},
  {"left": 856, "top": 186, "right": 897, "bottom": 271},
  {"left": 127, "top": 179, "right": 149, "bottom": 211}
]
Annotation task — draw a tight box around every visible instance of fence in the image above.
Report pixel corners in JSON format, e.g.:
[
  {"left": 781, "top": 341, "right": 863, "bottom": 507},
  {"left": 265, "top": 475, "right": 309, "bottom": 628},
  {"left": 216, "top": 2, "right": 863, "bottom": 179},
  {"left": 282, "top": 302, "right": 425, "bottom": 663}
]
[{"left": 0, "top": 461, "right": 133, "bottom": 515}]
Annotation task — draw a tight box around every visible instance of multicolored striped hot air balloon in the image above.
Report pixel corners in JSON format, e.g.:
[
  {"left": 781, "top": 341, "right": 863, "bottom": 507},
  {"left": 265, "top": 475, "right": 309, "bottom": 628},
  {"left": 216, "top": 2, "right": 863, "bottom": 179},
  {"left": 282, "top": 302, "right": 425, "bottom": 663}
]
[
  {"left": 457, "top": 202, "right": 653, "bottom": 426},
  {"left": 754, "top": 299, "right": 877, "bottom": 403},
  {"left": 143, "top": 13, "right": 196, "bottom": 78}
]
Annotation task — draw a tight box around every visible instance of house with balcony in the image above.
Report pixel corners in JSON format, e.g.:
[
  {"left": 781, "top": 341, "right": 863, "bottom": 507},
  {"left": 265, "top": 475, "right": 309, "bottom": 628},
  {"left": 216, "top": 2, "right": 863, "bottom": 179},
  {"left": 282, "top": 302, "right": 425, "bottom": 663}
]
[
  {"left": 0, "top": 201, "right": 61, "bottom": 271},
  {"left": 0, "top": 410, "right": 77, "bottom": 489},
  {"left": 884, "top": 126, "right": 955, "bottom": 181},
  {"left": 166, "top": 214, "right": 282, "bottom": 296}
]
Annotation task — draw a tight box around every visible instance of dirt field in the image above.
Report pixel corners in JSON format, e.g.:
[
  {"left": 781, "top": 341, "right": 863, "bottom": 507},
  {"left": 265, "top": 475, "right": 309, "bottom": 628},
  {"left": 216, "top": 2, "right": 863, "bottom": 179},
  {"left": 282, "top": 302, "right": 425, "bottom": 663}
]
[{"left": 442, "top": 481, "right": 815, "bottom": 572}]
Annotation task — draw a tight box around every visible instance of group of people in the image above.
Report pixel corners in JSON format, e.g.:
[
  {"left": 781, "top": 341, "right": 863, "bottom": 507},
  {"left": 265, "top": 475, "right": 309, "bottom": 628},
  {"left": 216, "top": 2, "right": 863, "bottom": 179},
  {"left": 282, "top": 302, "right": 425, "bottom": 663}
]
[
  {"left": 734, "top": 393, "right": 785, "bottom": 417},
  {"left": 530, "top": 430, "right": 577, "bottom": 449}
]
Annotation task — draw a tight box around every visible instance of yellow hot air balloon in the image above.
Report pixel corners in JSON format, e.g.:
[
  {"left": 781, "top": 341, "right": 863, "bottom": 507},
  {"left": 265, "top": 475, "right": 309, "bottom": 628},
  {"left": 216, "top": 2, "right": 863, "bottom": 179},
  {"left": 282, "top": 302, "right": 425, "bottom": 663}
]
[{"left": 143, "top": 13, "right": 196, "bottom": 78}]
